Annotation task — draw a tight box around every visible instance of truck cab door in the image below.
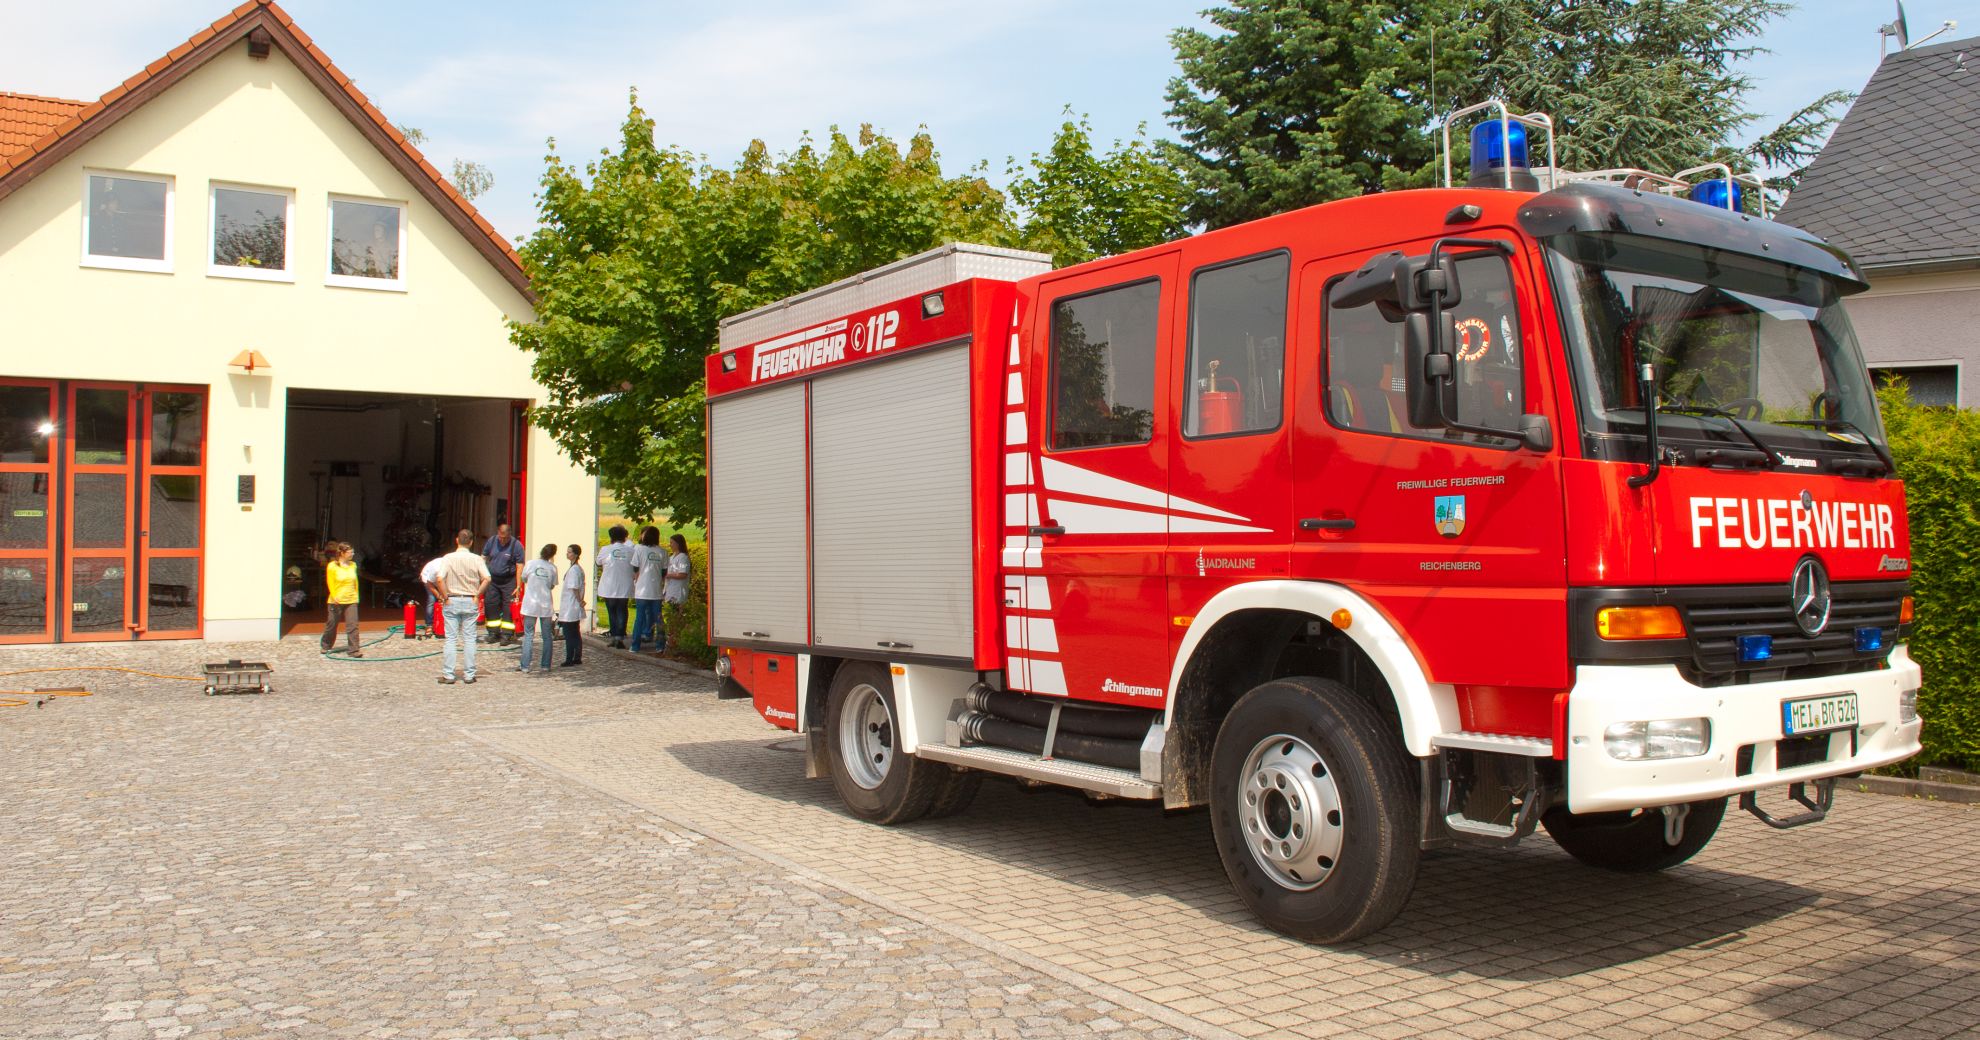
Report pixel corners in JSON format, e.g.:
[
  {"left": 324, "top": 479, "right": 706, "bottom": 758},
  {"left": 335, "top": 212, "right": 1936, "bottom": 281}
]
[
  {"left": 1294, "top": 239, "right": 1571, "bottom": 728},
  {"left": 1016, "top": 253, "right": 1180, "bottom": 706}
]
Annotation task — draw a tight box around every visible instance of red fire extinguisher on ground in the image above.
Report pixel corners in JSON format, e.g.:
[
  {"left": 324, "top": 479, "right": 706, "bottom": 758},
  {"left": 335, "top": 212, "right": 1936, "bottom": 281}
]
[
  {"left": 403, "top": 601, "right": 418, "bottom": 640},
  {"left": 1196, "top": 359, "right": 1246, "bottom": 436}
]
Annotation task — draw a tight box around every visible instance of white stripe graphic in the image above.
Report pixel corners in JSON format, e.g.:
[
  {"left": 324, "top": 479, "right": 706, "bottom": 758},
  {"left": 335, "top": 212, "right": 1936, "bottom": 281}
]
[{"left": 1039, "top": 456, "right": 1253, "bottom": 522}]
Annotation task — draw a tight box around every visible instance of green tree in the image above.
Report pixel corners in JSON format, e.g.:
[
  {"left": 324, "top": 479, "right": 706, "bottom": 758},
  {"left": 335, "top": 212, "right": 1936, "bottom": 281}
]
[
  {"left": 511, "top": 95, "right": 1018, "bottom": 526},
  {"left": 1163, "top": 0, "right": 1472, "bottom": 229},
  {"left": 1010, "top": 113, "right": 1191, "bottom": 267},
  {"left": 1469, "top": 0, "right": 1848, "bottom": 193}
]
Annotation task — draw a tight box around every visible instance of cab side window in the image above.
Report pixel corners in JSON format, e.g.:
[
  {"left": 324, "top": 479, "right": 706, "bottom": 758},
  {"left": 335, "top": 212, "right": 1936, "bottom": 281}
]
[
  {"left": 1051, "top": 279, "right": 1160, "bottom": 450},
  {"left": 1183, "top": 252, "right": 1288, "bottom": 438},
  {"left": 1325, "top": 251, "right": 1526, "bottom": 439}
]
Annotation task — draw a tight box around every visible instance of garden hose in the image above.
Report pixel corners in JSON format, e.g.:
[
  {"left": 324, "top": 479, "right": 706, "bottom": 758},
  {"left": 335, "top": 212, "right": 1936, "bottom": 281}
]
[
  {"left": 0, "top": 666, "right": 198, "bottom": 707},
  {"left": 324, "top": 624, "right": 522, "bottom": 663}
]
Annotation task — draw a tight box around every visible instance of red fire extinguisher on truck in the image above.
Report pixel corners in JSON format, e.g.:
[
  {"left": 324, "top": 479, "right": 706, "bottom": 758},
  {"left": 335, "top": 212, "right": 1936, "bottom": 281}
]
[{"left": 1195, "top": 359, "right": 1245, "bottom": 436}]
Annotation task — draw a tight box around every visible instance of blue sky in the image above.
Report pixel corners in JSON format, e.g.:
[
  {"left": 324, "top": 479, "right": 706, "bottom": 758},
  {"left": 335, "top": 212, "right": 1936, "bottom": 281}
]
[{"left": 2, "top": 1, "right": 1964, "bottom": 243}]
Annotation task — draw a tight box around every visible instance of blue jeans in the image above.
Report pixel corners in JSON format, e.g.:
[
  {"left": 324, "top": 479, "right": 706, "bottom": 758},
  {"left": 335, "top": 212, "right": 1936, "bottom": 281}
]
[
  {"left": 603, "top": 598, "right": 629, "bottom": 641},
  {"left": 629, "top": 599, "right": 663, "bottom": 652},
  {"left": 441, "top": 597, "right": 480, "bottom": 680},
  {"left": 519, "top": 615, "right": 554, "bottom": 670}
]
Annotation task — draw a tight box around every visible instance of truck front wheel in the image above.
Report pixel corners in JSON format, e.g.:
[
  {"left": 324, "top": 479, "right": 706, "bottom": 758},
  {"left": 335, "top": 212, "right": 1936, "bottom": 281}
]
[
  {"left": 824, "top": 662, "right": 940, "bottom": 824},
  {"left": 1210, "top": 677, "right": 1420, "bottom": 944},
  {"left": 1541, "top": 798, "right": 1727, "bottom": 872}
]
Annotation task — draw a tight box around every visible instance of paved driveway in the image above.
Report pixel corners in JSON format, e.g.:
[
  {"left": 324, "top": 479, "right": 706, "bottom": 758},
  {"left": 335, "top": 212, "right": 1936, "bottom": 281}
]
[{"left": 1, "top": 637, "right": 1975, "bottom": 1039}]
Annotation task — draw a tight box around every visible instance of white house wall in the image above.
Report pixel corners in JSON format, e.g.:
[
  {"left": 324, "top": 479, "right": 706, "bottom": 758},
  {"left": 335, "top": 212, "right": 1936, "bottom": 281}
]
[
  {"left": 0, "top": 43, "right": 592, "bottom": 641},
  {"left": 1845, "top": 269, "right": 1980, "bottom": 407}
]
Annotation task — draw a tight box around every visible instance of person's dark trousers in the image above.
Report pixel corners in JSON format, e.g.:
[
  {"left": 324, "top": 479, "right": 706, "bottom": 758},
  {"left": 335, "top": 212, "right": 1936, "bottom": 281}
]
[
  {"left": 321, "top": 602, "right": 359, "bottom": 653},
  {"left": 603, "top": 598, "right": 629, "bottom": 646},
  {"left": 486, "top": 578, "right": 516, "bottom": 642},
  {"left": 559, "top": 620, "right": 582, "bottom": 664}
]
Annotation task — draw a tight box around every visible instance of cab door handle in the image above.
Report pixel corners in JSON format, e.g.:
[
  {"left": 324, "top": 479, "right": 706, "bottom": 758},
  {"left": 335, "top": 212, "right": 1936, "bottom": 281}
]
[
  {"left": 1299, "top": 517, "right": 1356, "bottom": 531},
  {"left": 1028, "top": 525, "right": 1065, "bottom": 536}
]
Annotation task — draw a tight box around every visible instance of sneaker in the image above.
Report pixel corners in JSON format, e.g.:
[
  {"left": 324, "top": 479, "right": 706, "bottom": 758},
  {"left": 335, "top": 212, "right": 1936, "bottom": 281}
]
[
  {"left": 463, "top": 677, "right": 477, "bottom": 684},
  {"left": 560, "top": 661, "right": 579, "bottom": 668},
  {"left": 437, "top": 676, "right": 456, "bottom": 685},
  {"left": 350, "top": 651, "right": 364, "bottom": 659}
]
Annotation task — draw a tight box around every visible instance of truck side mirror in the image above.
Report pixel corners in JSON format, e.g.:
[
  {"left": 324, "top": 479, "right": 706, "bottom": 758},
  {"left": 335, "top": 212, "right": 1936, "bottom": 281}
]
[
  {"left": 1332, "top": 251, "right": 1407, "bottom": 310},
  {"left": 1404, "top": 311, "right": 1457, "bottom": 429}
]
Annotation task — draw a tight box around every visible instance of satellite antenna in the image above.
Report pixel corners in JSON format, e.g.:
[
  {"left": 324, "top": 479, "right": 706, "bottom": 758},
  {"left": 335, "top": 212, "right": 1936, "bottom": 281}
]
[{"left": 1880, "top": 1, "right": 1910, "bottom": 58}]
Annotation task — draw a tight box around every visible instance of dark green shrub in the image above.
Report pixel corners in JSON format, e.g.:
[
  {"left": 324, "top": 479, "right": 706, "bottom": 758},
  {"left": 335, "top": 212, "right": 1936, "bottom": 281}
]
[
  {"left": 1879, "top": 382, "right": 1980, "bottom": 772},
  {"left": 661, "top": 541, "right": 715, "bottom": 668}
]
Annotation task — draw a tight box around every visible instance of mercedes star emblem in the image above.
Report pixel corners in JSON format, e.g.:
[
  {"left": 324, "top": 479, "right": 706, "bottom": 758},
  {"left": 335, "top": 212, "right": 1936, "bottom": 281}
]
[{"left": 1790, "top": 557, "right": 1832, "bottom": 637}]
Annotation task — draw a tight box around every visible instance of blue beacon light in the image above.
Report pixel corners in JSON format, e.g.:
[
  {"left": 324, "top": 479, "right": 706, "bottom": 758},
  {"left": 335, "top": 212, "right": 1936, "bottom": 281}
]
[
  {"left": 1736, "top": 634, "right": 1773, "bottom": 663},
  {"left": 1469, "top": 119, "right": 1530, "bottom": 182},
  {"left": 1688, "top": 178, "right": 1744, "bottom": 211},
  {"left": 1855, "top": 627, "right": 1884, "bottom": 653}
]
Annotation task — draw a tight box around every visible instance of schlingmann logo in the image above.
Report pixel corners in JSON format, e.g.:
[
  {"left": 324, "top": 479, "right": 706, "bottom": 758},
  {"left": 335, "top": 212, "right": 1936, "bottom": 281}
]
[{"left": 1102, "top": 679, "right": 1163, "bottom": 698}]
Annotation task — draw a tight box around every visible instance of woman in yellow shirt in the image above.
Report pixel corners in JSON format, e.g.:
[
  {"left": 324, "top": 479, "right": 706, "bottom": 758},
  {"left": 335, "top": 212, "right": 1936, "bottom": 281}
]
[{"left": 321, "top": 541, "right": 362, "bottom": 657}]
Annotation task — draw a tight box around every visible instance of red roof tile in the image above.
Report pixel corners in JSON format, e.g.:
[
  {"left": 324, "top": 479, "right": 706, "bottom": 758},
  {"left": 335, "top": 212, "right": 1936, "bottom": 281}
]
[
  {"left": 0, "top": 0, "right": 529, "bottom": 296},
  {"left": 0, "top": 93, "right": 86, "bottom": 159}
]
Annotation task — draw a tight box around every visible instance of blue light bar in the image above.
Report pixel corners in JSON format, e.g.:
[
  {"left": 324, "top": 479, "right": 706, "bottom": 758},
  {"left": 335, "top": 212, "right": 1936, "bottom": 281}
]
[
  {"left": 1737, "top": 634, "right": 1773, "bottom": 663},
  {"left": 1470, "top": 119, "right": 1530, "bottom": 181},
  {"left": 1688, "top": 178, "right": 1743, "bottom": 211},
  {"left": 1855, "top": 627, "right": 1884, "bottom": 653}
]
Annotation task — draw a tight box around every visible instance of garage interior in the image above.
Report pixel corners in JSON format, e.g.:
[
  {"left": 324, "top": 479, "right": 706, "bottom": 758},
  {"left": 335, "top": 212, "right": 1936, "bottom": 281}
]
[{"left": 281, "top": 389, "right": 524, "bottom": 633}]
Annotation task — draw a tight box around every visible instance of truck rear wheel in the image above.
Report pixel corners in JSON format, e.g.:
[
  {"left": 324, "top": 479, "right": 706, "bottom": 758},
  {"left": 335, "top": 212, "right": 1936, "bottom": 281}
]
[
  {"left": 824, "top": 662, "right": 940, "bottom": 825},
  {"left": 1541, "top": 798, "right": 1726, "bottom": 872},
  {"left": 1210, "top": 677, "right": 1419, "bottom": 944}
]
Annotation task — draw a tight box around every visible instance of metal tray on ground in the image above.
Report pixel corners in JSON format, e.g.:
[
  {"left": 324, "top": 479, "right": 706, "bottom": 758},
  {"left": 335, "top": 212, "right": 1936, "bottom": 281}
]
[{"left": 203, "top": 660, "right": 273, "bottom": 696}]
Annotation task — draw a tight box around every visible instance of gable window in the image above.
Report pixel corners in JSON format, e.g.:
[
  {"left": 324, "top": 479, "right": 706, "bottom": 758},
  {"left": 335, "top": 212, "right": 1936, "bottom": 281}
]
[
  {"left": 1050, "top": 279, "right": 1161, "bottom": 450},
  {"left": 209, "top": 184, "right": 293, "bottom": 281},
  {"left": 327, "top": 196, "right": 406, "bottom": 289},
  {"left": 82, "top": 171, "right": 172, "bottom": 272}
]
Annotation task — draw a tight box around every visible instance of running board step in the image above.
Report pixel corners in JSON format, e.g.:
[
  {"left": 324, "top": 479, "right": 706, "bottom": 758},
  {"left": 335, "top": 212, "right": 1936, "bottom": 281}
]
[{"left": 915, "top": 743, "right": 1161, "bottom": 799}]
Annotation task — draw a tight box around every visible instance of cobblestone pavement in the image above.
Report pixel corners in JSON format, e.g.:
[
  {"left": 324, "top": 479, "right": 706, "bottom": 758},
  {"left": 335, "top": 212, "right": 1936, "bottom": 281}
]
[
  {"left": 4, "top": 638, "right": 1978, "bottom": 1040},
  {"left": 0, "top": 637, "right": 1191, "bottom": 1040}
]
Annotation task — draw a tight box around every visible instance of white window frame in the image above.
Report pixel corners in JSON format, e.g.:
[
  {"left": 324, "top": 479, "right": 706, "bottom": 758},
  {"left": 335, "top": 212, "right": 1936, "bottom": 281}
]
[
  {"left": 325, "top": 194, "right": 409, "bottom": 292},
  {"left": 1868, "top": 359, "right": 1962, "bottom": 406},
  {"left": 80, "top": 169, "right": 174, "bottom": 274},
  {"left": 207, "top": 181, "right": 296, "bottom": 283}
]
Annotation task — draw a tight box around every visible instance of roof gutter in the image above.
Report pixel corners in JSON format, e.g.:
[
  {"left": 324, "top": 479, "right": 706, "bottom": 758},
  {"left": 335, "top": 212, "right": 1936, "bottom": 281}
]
[{"left": 1861, "top": 255, "right": 1980, "bottom": 278}]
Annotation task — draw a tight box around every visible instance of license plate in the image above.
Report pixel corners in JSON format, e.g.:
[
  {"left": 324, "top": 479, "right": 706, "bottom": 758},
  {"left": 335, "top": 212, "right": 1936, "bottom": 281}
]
[{"left": 1782, "top": 693, "right": 1858, "bottom": 735}]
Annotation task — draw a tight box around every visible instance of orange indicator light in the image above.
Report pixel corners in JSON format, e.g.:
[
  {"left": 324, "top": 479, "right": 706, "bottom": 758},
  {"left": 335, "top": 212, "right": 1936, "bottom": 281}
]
[
  {"left": 1900, "top": 596, "right": 1914, "bottom": 625},
  {"left": 1330, "top": 609, "right": 1353, "bottom": 629},
  {"left": 1596, "top": 605, "right": 1685, "bottom": 640}
]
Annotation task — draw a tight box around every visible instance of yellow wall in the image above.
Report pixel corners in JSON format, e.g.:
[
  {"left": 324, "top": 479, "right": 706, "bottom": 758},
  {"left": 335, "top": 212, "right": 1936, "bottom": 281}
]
[{"left": 0, "top": 42, "right": 594, "bottom": 641}]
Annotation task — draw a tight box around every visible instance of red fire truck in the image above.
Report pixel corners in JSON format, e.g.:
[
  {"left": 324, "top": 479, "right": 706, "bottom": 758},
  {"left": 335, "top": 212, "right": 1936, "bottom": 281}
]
[{"left": 703, "top": 103, "right": 1921, "bottom": 942}]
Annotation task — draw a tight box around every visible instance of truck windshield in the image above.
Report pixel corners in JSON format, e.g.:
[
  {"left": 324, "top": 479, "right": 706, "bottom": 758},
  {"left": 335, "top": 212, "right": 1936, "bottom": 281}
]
[{"left": 1544, "top": 231, "right": 1889, "bottom": 471}]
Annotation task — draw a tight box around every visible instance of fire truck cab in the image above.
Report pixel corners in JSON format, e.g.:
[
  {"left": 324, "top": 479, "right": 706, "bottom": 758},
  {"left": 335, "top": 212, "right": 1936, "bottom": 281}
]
[{"left": 703, "top": 104, "right": 1922, "bottom": 942}]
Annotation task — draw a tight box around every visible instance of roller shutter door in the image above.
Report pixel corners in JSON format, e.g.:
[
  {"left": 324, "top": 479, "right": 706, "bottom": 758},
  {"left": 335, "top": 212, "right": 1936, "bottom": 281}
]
[
  {"left": 810, "top": 345, "right": 973, "bottom": 658},
  {"left": 708, "top": 384, "right": 808, "bottom": 644}
]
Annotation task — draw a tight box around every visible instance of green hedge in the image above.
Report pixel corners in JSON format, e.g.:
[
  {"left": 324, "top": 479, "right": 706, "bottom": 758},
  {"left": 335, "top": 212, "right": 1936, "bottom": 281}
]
[
  {"left": 1880, "top": 382, "right": 1980, "bottom": 772},
  {"left": 661, "top": 541, "right": 715, "bottom": 668}
]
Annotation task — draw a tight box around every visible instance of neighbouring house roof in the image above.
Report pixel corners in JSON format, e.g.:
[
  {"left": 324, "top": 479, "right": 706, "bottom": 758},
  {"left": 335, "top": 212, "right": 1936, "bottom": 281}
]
[
  {"left": 0, "top": 93, "right": 86, "bottom": 159},
  {"left": 0, "top": 0, "right": 530, "bottom": 297},
  {"left": 1775, "top": 35, "right": 1980, "bottom": 271}
]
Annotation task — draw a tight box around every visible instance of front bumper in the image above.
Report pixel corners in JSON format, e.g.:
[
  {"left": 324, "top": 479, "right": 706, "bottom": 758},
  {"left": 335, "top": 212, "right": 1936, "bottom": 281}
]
[{"left": 1565, "top": 646, "right": 1921, "bottom": 813}]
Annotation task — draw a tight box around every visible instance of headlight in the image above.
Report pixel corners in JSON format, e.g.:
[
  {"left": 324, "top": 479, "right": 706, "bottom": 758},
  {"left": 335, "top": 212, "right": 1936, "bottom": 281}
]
[
  {"left": 1899, "top": 688, "right": 1918, "bottom": 724},
  {"left": 1604, "top": 718, "right": 1711, "bottom": 760}
]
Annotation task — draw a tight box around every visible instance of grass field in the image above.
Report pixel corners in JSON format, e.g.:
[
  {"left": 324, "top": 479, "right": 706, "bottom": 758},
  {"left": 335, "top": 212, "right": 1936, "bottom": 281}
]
[{"left": 596, "top": 489, "right": 703, "bottom": 547}]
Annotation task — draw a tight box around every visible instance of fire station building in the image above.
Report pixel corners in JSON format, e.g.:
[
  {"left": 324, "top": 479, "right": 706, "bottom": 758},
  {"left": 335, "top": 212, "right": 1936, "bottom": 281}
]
[{"left": 0, "top": 1, "right": 592, "bottom": 644}]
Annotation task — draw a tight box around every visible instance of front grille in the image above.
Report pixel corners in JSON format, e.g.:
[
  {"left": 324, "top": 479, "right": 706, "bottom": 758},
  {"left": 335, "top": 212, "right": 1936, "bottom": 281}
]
[{"left": 1681, "top": 583, "right": 1903, "bottom": 686}]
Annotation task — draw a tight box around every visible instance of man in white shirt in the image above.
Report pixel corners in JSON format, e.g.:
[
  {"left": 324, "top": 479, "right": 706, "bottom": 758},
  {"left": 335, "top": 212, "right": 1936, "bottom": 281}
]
[
  {"left": 433, "top": 529, "right": 492, "bottom": 685},
  {"left": 596, "top": 525, "right": 636, "bottom": 649},
  {"left": 419, "top": 547, "right": 448, "bottom": 636},
  {"left": 628, "top": 528, "right": 668, "bottom": 654}
]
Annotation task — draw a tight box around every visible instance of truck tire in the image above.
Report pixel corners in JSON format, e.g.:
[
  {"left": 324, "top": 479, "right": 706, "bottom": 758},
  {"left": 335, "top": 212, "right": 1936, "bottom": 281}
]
[
  {"left": 823, "top": 662, "right": 940, "bottom": 825},
  {"left": 1210, "top": 677, "right": 1420, "bottom": 944},
  {"left": 925, "top": 767, "right": 983, "bottom": 819},
  {"left": 1541, "top": 797, "right": 1727, "bottom": 872}
]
